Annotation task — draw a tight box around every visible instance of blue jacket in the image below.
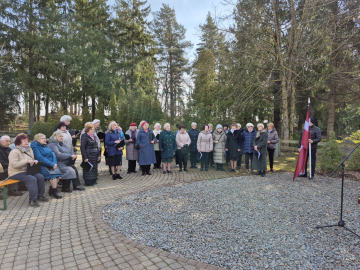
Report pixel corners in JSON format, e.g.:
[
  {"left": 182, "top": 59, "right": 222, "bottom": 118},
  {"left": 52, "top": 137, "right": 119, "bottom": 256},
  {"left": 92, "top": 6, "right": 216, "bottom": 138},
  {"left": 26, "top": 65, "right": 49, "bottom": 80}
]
[
  {"left": 137, "top": 128, "right": 157, "bottom": 165},
  {"left": 188, "top": 128, "right": 200, "bottom": 152},
  {"left": 30, "top": 141, "right": 61, "bottom": 179},
  {"left": 105, "top": 130, "right": 123, "bottom": 157},
  {"left": 242, "top": 128, "right": 256, "bottom": 153}
]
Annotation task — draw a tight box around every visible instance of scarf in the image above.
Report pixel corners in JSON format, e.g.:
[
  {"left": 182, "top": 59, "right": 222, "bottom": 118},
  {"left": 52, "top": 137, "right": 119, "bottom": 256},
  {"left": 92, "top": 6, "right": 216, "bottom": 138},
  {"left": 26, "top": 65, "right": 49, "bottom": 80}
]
[
  {"left": 230, "top": 129, "right": 235, "bottom": 134},
  {"left": 131, "top": 130, "right": 136, "bottom": 142},
  {"left": 18, "top": 145, "right": 29, "bottom": 152},
  {"left": 87, "top": 133, "right": 95, "bottom": 140},
  {"left": 256, "top": 129, "right": 266, "bottom": 138}
]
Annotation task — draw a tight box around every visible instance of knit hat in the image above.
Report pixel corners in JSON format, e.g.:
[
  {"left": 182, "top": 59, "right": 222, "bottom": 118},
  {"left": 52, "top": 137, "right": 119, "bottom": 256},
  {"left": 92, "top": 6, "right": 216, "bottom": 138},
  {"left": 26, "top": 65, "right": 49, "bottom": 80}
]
[
  {"left": 310, "top": 117, "right": 315, "bottom": 124},
  {"left": 246, "top": 123, "right": 254, "bottom": 128},
  {"left": 257, "top": 123, "right": 264, "bottom": 129},
  {"left": 141, "top": 121, "right": 148, "bottom": 128},
  {"left": 216, "top": 124, "right": 223, "bottom": 129},
  {"left": 223, "top": 123, "right": 228, "bottom": 128},
  {"left": 191, "top": 122, "right": 197, "bottom": 127},
  {"left": 92, "top": 119, "right": 100, "bottom": 124},
  {"left": 130, "top": 123, "right": 137, "bottom": 127}
]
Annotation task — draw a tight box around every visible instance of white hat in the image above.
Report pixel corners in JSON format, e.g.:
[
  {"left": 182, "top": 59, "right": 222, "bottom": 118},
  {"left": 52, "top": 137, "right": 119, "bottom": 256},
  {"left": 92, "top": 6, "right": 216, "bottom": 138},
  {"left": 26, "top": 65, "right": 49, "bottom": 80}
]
[
  {"left": 216, "top": 124, "right": 223, "bottom": 129},
  {"left": 257, "top": 123, "right": 264, "bottom": 129},
  {"left": 92, "top": 119, "right": 100, "bottom": 124},
  {"left": 191, "top": 122, "right": 197, "bottom": 126},
  {"left": 246, "top": 123, "right": 254, "bottom": 128}
]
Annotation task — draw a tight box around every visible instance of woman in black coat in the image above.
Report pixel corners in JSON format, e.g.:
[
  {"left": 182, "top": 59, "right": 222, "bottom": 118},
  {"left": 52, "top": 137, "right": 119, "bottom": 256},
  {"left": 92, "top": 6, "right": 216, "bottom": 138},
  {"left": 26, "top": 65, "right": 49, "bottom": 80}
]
[
  {"left": 80, "top": 122, "right": 100, "bottom": 186},
  {"left": 225, "top": 123, "right": 242, "bottom": 172}
]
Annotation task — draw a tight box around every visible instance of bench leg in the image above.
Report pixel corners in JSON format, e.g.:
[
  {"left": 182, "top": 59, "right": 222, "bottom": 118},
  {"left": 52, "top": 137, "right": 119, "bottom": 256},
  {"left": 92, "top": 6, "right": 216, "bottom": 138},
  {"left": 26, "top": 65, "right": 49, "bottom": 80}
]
[{"left": 0, "top": 186, "right": 7, "bottom": 210}]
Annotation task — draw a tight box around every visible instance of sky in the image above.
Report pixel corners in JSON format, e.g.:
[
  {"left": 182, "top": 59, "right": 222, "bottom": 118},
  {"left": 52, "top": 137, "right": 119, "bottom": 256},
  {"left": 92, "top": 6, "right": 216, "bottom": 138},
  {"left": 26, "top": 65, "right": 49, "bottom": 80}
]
[{"left": 106, "top": 0, "right": 232, "bottom": 61}]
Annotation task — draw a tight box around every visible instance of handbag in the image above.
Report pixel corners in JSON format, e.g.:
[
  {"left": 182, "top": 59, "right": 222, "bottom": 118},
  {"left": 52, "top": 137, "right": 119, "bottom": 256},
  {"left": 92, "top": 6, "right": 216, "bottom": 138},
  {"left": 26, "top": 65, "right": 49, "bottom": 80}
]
[
  {"left": 134, "top": 143, "right": 140, "bottom": 149},
  {"left": 45, "top": 166, "right": 62, "bottom": 175}
]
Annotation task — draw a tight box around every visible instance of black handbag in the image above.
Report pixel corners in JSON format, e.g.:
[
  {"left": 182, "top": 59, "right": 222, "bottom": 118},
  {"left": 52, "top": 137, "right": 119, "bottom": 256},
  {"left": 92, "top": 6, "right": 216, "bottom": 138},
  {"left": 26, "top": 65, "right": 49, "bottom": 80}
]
[{"left": 134, "top": 143, "right": 140, "bottom": 149}]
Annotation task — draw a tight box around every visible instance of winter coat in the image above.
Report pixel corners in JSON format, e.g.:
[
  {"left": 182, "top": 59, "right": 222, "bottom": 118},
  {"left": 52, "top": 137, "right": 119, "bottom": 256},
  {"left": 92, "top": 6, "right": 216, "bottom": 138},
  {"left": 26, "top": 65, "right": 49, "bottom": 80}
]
[
  {"left": 298, "top": 125, "right": 321, "bottom": 150},
  {"left": 125, "top": 128, "right": 139, "bottom": 161},
  {"left": 137, "top": 128, "right": 157, "bottom": 165},
  {"left": 159, "top": 130, "right": 176, "bottom": 159},
  {"left": 197, "top": 131, "right": 213, "bottom": 153},
  {"left": 57, "top": 129, "right": 73, "bottom": 153},
  {"left": 237, "top": 128, "right": 244, "bottom": 149},
  {"left": 81, "top": 128, "right": 101, "bottom": 149},
  {"left": 8, "top": 147, "right": 35, "bottom": 177},
  {"left": 48, "top": 137, "right": 77, "bottom": 180},
  {"left": 0, "top": 145, "right": 11, "bottom": 170},
  {"left": 80, "top": 133, "right": 99, "bottom": 181},
  {"left": 267, "top": 128, "right": 279, "bottom": 150},
  {"left": 252, "top": 129, "right": 269, "bottom": 171},
  {"left": 105, "top": 130, "right": 123, "bottom": 157},
  {"left": 153, "top": 129, "right": 161, "bottom": 151},
  {"left": 54, "top": 123, "right": 78, "bottom": 148},
  {"left": 188, "top": 128, "right": 200, "bottom": 152},
  {"left": 225, "top": 130, "right": 241, "bottom": 159},
  {"left": 242, "top": 128, "right": 256, "bottom": 154},
  {"left": 212, "top": 130, "right": 226, "bottom": 164},
  {"left": 30, "top": 141, "right": 61, "bottom": 180},
  {"left": 176, "top": 130, "right": 191, "bottom": 150}
]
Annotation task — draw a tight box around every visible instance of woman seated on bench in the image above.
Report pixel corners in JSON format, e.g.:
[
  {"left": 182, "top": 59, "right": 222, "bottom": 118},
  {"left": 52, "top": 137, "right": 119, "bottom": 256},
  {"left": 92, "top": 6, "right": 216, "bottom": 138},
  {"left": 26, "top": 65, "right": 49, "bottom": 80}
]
[
  {"left": 48, "top": 131, "right": 85, "bottom": 192},
  {"left": 8, "top": 134, "right": 49, "bottom": 207}
]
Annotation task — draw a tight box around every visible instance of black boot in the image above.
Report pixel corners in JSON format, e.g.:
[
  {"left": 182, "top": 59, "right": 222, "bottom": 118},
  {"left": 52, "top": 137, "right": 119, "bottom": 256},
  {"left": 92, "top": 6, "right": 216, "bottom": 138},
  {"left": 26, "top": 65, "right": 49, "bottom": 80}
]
[
  {"left": 216, "top": 164, "right": 219, "bottom": 171},
  {"left": 261, "top": 170, "right": 266, "bottom": 177},
  {"left": 52, "top": 188, "right": 62, "bottom": 199},
  {"left": 142, "top": 171, "right": 146, "bottom": 176},
  {"left": 205, "top": 166, "right": 209, "bottom": 171},
  {"left": 220, "top": 164, "right": 225, "bottom": 171},
  {"left": 49, "top": 187, "right": 53, "bottom": 196},
  {"left": 112, "top": 174, "right": 116, "bottom": 180},
  {"left": 116, "top": 174, "right": 122, "bottom": 179}
]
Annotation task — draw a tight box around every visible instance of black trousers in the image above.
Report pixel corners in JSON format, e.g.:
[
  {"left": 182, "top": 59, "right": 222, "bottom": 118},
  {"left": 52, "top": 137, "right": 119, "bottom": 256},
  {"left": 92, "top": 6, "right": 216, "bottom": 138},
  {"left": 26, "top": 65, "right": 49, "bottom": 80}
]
[
  {"left": 201, "top": 152, "right": 210, "bottom": 169},
  {"left": 245, "top": 153, "right": 253, "bottom": 170},
  {"left": 267, "top": 149, "right": 275, "bottom": 169},
  {"left": 154, "top": 151, "right": 162, "bottom": 168},
  {"left": 71, "top": 165, "right": 82, "bottom": 188},
  {"left": 128, "top": 160, "right": 137, "bottom": 172},
  {"left": 141, "top": 165, "right": 150, "bottom": 173},
  {"left": 305, "top": 149, "right": 317, "bottom": 176},
  {"left": 208, "top": 151, "right": 214, "bottom": 166},
  {"left": 178, "top": 153, "right": 188, "bottom": 169},
  {"left": 237, "top": 153, "right": 243, "bottom": 167},
  {"left": 190, "top": 151, "right": 198, "bottom": 166}
]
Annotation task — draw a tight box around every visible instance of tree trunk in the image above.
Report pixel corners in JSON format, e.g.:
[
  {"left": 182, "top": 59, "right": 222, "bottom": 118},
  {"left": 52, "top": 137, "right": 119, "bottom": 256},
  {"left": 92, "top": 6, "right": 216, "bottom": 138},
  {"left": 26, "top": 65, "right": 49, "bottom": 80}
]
[
  {"left": 44, "top": 93, "right": 50, "bottom": 122},
  {"left": 91, "top": 96, "right": 96, "bottom": 119},
  {"left": 326, "top": 0, "right": 338, "bottom": 141}
]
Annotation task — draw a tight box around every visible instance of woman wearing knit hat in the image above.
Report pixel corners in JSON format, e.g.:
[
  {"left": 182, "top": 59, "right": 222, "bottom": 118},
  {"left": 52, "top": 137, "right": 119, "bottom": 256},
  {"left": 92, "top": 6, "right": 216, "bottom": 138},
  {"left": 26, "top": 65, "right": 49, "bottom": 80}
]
[
  {"left": 242, "top": 123, "right": 256, "bottom": 173},
  {"left": 176, "top": 124, "right": 191, "bottom": 172},
  {"left": 125, "top": 123, "right": 139, "bottom": 174},
  {"left": 136, "top": 121, "right": 157, "bottom": 175},
  {"left": 159, "top": 123, "right": 176, "bottom": 174},
  {"left": 252, "top": 123, "right": 268, "bottom": 177},
  {"left": 212, "top": 124, "right": 226, "bottom": 171},
  {"left": 197, "top": 125, "right": 213, "bottom": 171}
]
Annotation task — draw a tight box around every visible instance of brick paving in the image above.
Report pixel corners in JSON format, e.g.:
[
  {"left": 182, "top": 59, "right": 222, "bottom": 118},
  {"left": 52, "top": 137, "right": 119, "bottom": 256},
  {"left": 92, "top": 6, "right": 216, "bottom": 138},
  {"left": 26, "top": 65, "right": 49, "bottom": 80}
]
[{"left": 0, "top": 158, "right": 240, "bottom": 270}]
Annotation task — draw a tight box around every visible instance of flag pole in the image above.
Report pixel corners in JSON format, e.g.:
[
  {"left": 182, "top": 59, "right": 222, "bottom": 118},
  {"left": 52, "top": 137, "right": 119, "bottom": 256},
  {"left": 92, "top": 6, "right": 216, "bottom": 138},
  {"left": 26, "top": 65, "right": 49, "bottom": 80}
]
[{"left": 308, "top": 97, "right": 311, "bottom": 179}]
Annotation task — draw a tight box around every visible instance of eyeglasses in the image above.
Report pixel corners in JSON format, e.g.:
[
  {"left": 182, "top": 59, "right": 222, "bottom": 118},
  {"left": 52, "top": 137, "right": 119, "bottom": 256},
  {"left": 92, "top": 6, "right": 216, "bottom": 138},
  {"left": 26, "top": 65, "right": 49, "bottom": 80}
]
[{"left": 40, "top": 137, "right": 46, "bottom": 140}]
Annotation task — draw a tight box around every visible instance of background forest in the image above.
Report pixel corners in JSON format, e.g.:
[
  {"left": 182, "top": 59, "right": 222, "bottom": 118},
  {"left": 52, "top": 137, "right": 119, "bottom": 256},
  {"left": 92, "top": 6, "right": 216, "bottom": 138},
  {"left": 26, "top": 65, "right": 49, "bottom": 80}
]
[{"left": 1, "top": 0, "right": 360, "bottom": 140}]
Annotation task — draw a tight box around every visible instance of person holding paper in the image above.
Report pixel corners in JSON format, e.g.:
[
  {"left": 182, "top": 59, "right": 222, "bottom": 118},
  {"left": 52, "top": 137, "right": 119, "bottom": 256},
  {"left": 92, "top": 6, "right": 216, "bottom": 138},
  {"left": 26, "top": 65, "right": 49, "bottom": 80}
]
[
  {"left": 212, "top": 124, "right": 226, "bottom": 171},
  {"left": 153, "top": 123, "right": 162, "bottom": 169},
  {"left": 159, "top": 123, "right": 176, "bottom": 174},
  {"left": 105, "top": 121, "right": 124, "bottom": 180},
  {"left": 197, "top": 125, "right": 213, "bottom": 171},
  {"left": 81, "top": 122, "right": 100, "bottom": 186},
  {"left": 137, "top": 121, "right": 157, "bottom": 176},
  {"left": 252, "top": 123, "right": 268, "bottom": 177},
  {"left": 225, "top": 123, "right": 241, "bottom": 172},
  {"left": 176, "top": 125, "right": 191, "bottom": 172},
  {"left": 49, "top": 131, "right": 85, "bottom": 191},
  {"left": 125, "top": 123, "right": 139, "bottom": 173},
  {"left": 8, "top": 134, "right": 49, "bottom": 207}
]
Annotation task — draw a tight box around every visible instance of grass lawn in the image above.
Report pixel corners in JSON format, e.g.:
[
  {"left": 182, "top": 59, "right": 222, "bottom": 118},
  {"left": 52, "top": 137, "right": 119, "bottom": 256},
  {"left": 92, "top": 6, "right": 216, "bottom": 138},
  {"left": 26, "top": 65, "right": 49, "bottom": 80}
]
[{"left": 273, "top": 151, "right": 299, "bottom": 172}]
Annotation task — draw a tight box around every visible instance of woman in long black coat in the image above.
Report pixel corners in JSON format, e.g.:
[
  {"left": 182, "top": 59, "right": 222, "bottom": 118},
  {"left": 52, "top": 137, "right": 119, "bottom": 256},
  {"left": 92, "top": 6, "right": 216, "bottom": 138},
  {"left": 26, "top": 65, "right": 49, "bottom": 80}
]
[
  {"left": 80, "top": 122, "right": 100, "bottom": 186},
  {"left": 252, "top": 123, "right": 268, "bottom": 177},
  {"left": 225, "top": 123, "right": 242, "bottom": 172}
]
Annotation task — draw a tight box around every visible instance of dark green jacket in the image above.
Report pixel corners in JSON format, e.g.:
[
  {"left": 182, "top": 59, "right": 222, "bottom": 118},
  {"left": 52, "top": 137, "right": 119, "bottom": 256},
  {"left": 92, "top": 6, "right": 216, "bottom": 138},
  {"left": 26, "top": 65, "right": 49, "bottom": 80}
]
[{"left": 159, "top": 130, "right": 176, "bottom": 159}]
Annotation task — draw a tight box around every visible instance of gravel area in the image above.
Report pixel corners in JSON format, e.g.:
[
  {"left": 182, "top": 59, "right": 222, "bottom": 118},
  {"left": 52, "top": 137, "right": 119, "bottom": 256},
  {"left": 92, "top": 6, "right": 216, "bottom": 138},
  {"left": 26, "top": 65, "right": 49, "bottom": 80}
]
[{"left": 102, "top": 173, "right": 360, "bottom": 269}]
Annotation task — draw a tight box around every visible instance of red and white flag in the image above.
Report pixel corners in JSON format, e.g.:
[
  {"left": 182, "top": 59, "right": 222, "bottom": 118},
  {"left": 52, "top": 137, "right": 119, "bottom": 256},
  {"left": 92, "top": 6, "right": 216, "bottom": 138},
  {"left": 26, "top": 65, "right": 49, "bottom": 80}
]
[{"left": 293, "top": 107, "right": 311, "bottom": 180}]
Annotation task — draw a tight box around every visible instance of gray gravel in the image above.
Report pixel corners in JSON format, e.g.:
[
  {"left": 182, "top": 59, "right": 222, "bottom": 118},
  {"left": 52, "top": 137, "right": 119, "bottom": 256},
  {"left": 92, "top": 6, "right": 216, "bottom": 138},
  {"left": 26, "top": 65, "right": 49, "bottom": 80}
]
[{"left": 102, "top": 173, "right": 360, "bottom": 269}]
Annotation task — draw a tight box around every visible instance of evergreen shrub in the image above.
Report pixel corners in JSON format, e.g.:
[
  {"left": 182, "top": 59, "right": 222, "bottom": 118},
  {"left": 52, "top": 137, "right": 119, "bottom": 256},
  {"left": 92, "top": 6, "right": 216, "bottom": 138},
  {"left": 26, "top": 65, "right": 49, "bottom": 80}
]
[
  {"left": 31, "top": 122, "right": 56, "bottom": 139},
  {"left": 346, "top": 148, "right": 360, "bottom": 171},
  {"left": 320, "top": 132, "right": 342, "bottom": 172}
]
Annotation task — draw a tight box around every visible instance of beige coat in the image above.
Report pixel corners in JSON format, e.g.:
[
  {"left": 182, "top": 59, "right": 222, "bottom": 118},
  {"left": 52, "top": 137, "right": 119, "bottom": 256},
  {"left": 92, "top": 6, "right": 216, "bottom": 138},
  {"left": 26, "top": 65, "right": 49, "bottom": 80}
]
[
  {"left": 176, "top": 131, "right": 191, "bottom": 149},
  {"left": 8, "top": 146, "right": 35, "bottom": 177},
  {"left": 153, "top": 129, "right": 161, "bottom": 151},
  {"left": 197, "top": 131, "right": 213, "bottom": 152},
  {"left": 212, "top": 130, "right": 226, "bottom": 164}
]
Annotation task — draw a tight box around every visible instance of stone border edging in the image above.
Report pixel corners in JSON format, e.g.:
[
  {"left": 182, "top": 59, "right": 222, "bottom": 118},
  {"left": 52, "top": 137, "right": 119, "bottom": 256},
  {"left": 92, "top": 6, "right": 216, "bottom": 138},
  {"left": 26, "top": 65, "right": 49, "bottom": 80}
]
[{"left": 93, "top": 186, "right": 227, "bottom": 270}]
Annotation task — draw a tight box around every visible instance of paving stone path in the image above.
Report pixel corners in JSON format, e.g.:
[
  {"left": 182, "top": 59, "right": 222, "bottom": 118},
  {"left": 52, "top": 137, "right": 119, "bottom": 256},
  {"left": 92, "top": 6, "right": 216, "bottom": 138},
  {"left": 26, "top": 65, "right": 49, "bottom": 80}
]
[{"left": 0, "top": 159, "right": 235, "bottom": 270}]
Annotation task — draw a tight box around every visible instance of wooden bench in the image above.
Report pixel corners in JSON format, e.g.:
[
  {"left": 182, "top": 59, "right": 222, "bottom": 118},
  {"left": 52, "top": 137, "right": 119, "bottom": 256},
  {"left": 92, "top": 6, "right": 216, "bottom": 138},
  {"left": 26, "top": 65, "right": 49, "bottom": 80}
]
[{"left": 0, "top": 179, "right": 21, "bottom": 210}]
